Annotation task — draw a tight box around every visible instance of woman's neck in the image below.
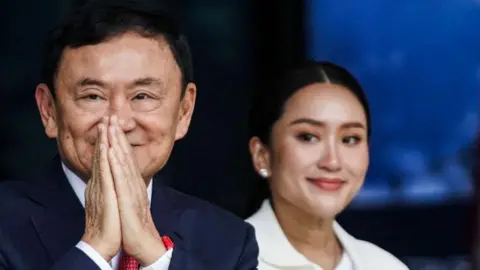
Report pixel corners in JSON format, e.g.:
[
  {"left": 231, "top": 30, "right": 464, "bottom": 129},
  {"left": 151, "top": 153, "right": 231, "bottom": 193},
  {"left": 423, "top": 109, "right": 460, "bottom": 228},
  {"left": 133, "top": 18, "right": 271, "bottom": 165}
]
[{"left": 271, "top": 197, "right": 343, "bottom": 269}]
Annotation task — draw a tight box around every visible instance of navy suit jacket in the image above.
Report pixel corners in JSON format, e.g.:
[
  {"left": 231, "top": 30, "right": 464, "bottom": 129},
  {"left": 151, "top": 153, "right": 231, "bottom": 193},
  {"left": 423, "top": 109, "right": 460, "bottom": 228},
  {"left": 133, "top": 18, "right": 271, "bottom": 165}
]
[{"left": 0, "top": 158, "right": 258, "bottom": 270}]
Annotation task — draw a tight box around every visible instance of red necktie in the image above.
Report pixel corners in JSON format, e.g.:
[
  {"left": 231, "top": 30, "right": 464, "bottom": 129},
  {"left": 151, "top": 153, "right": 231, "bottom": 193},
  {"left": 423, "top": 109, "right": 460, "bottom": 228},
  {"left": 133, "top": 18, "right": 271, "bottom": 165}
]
[
  {"left": 118, "top": 254, "right": 139, "bottom": 270},
  {"left": 117, "top": 236, "right": 174, "bottom": 270}
]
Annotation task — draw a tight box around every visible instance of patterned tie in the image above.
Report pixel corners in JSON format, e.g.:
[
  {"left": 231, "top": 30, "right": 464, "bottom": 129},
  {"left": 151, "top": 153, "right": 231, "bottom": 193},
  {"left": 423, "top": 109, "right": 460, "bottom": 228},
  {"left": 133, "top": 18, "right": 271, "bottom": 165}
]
[
  {"left": 117, "top": 236, "right": 173, "bottom": 270},
  {"left": 118, "top": 253, "right": 139, "bottom": 270}
]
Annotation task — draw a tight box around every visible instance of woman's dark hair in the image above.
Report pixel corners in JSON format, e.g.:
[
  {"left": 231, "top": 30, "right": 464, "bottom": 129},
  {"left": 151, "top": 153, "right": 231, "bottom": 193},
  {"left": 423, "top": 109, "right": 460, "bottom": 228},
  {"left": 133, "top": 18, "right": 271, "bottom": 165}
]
[{"left": 249, "top": 60, "right": 371, "bottom": 145}]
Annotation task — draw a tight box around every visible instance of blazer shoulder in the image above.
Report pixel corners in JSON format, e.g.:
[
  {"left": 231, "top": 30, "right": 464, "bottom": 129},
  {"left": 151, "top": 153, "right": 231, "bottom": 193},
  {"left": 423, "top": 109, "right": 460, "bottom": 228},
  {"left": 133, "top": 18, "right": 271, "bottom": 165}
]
[
  {"left": 0, "top": 180, "right": 39, "bottom": 217},
  {"left": 161, "top": 186, "right": 258, "bottom": 260},
  {"left": 163, "top": 186, "right": 248, "bottom": 227},
  {"left": 0, "top": 180, "right": 30, "bottom": 202},
  {"left": 355, "top": 240, "right": 409, "bottom": 269},
  {"left": 0, "top": 179, "right": 28, "bottom": 193}
]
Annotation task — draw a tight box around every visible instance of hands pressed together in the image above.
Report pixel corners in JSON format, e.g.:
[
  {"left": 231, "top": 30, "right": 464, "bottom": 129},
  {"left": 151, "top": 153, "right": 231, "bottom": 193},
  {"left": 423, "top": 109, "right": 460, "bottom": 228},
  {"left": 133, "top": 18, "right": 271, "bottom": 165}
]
[{"left": 81, "top": 115, "right": 167, "bottom": 266}]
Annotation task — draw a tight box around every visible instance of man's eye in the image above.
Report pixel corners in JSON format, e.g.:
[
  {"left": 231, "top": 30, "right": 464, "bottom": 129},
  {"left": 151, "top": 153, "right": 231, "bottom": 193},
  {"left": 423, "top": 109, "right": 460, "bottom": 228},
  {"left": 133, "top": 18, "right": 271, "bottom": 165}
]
[
  {"left": 85, "top": 95, "right": 101, "bottom": 100},
  {"left": 134, "top": 94, "right": 149, "bottom": 100}
]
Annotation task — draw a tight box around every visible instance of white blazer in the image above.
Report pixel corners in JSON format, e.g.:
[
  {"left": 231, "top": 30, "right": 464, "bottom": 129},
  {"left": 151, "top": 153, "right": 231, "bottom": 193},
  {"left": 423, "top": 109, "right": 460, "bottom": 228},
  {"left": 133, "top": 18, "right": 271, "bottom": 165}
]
[{"left": 246, "top": 200, "right": 410, "bottom": 270}]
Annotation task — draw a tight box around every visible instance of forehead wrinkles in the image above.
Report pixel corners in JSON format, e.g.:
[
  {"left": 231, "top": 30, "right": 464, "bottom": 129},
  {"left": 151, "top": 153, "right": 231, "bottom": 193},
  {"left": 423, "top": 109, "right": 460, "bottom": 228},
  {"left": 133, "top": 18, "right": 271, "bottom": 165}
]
[{"left": 55, "top": 35, "right": 182, "bottom": 91}]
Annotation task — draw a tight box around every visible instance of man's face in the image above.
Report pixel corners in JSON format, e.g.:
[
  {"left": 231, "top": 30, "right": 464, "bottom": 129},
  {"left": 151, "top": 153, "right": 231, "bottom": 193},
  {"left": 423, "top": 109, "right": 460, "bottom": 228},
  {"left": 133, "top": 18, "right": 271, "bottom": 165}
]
[{"left": 35, "top": 32, "right": 196, "bottom": 181}]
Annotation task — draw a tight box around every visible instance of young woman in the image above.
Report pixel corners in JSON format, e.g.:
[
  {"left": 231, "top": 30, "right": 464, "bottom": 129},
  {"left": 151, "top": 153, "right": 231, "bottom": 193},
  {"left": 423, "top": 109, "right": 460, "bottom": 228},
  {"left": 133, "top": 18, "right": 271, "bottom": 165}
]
[{"left": 246, "top": 61, "right": 409, "bottom": 270}]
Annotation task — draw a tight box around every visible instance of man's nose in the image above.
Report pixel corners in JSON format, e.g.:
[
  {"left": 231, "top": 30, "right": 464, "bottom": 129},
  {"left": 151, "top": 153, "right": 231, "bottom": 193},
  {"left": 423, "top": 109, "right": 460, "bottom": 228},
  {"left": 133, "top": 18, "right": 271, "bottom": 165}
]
[
  {"left": 317, "top": 140, "right": 342, "bottom": 172},
  {"left": 109, "top": 97, "right": 136, "bottom": 132}
]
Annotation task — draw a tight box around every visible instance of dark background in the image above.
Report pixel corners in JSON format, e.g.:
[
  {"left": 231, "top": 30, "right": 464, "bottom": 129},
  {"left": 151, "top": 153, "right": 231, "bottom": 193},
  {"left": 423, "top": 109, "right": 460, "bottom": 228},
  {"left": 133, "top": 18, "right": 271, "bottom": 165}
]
[{"left": 0, "top": 1, "right": 475, "bottom": 269}]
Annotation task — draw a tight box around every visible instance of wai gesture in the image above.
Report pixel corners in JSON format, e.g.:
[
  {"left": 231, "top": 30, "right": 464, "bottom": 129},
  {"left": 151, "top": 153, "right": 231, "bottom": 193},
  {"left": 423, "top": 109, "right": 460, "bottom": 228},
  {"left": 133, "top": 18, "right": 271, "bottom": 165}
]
[{"left": 82, "top": 116, "right": 167, "bottom": 266}]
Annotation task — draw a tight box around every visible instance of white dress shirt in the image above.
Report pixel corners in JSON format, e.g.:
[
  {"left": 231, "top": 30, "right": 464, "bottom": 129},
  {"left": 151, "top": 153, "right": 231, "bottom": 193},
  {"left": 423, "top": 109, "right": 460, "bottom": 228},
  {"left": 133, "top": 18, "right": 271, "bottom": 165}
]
[
  {"left": 62, "top": 163, "right": 173, "bottom": 270},
  {"left": 246, "top": 200, "right": 409, "bottom": 270}
]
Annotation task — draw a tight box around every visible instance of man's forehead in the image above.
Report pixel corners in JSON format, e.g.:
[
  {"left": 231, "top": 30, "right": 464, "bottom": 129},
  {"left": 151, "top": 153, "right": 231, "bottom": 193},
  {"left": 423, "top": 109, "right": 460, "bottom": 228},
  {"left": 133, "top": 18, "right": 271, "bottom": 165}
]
[
  {"left": 63, "top": 34, "right": 172, "bottom": 61},
  {"left": 56, "top": 33, "right": 180, "bottom": 86}
]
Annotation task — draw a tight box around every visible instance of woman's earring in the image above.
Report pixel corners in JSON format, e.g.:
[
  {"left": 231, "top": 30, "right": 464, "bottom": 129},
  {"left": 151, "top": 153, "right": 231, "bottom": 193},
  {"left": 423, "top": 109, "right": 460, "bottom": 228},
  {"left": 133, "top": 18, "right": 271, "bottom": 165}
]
[{"left": 259, "top": 168, "right": 269, "bottom": 178}]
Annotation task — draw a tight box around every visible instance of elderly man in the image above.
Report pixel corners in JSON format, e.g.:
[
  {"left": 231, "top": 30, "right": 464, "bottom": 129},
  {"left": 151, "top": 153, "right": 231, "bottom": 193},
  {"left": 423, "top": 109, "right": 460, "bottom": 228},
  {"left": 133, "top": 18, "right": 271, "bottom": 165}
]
[{"left": 0, "top": 1, "right": 258, "bottom": 269}]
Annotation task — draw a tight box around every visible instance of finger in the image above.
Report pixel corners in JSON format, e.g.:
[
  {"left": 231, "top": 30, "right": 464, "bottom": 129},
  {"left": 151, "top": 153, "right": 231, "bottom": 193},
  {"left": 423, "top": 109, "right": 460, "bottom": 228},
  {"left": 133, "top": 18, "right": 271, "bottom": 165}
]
[
  {"left": 111, "top": 115, "right": 136, "bottom": 168},
  {"left": 109, "top": 117, "right": 137, "bottom": 178},
  {"left": 89, "top": 123, "right": 103, "bottom": 186},
  {"left": 110, "top": 131, "right": 147, "bottom": 198},
  {"left": 108, "top": 122, "right": 130, "bottom": 176},
  {"left": 99, "top": 125, "right": 115, "bottom": 193},
  {"left": 85, "top": 122, "right": 103, "bottom": 208},
  {"left": 92, "top": 116, "right": 109, "bottom": 175},
  {"left": 101, "top": 116, "right": 110, "bottom": 149},
  {"left": 108, "top": 146, "right": 129, "bottom": 201},
  {"left": 93, "top": 124, "right": 102, "bottom": 171},
  {"left": 109, "top": 127, "right": 149, "bottom": 212}
]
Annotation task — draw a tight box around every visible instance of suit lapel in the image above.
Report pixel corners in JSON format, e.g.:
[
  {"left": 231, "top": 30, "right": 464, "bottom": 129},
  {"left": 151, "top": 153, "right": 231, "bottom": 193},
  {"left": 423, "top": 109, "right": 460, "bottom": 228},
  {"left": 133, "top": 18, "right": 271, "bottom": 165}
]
[
  {"left": 28, "top": 157, "right": 86, "bottom": 262},
  {"left": 150, "top": 174, "right": 205, "bottom": 269},
  {"left": 150, "top": 174, "right": 185, "bottom": 246}
]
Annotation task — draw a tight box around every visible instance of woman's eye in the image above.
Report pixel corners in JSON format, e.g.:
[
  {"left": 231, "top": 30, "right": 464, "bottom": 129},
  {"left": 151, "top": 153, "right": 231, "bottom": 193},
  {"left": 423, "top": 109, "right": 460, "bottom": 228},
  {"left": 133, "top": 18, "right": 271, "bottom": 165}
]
[
  {"left": 297, "top": 133, "right": 318, "bottom": 142},
  {"left": 343, "top": 136, "right": 361, "bottom": 145}
]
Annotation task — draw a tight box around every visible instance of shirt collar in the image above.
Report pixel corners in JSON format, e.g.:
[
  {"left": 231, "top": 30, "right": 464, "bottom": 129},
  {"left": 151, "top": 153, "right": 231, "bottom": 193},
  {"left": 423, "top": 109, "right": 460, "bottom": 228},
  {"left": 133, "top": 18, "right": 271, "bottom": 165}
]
[
  {"left": 247, "top": 199, "right": 316, "bottom": 267},
  {"left": 61, "top": 162, "right": 153, "bottom": 208},
  {"left": 247, "top": 200, "right": 358, "bottom": 269}
]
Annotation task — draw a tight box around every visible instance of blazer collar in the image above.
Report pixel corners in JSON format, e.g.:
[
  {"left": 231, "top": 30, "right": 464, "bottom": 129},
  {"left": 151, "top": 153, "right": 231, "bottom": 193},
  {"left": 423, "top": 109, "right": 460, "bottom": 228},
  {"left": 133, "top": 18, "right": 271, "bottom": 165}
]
[
  {"left": 27, "top": 156, "right": 86, "bottom": 261},
  {"left": 332, "top": 222, "right": 365, "bottom": 270},
  {"left": 26, "top": 156, "right": 84, "bottom": 214},
  {"left": 150, "top": 172, "right": 205, "bottom": 268},
  {"left": 247, "top": 200, "right": 364, "bottom": 269},
  {"left": 150, "top": 172, "right": 185, "bottom": 240},
  {"left": 246, "top": 200, "right": 313, "bottom": 268}
]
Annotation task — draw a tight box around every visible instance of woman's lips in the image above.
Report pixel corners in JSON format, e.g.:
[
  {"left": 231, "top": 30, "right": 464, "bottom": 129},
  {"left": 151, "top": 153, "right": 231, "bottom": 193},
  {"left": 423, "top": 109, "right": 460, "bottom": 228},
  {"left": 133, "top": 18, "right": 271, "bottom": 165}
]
[{"left": 307, "top": 178, "right": 345, "bottom": 191}]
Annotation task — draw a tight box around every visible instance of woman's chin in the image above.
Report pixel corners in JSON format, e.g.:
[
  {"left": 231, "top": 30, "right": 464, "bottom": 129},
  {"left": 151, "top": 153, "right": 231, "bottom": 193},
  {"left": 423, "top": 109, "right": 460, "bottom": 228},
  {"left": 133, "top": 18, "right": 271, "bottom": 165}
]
[{"left": 308, "top": 199, "right": 345, "bottom": 219}]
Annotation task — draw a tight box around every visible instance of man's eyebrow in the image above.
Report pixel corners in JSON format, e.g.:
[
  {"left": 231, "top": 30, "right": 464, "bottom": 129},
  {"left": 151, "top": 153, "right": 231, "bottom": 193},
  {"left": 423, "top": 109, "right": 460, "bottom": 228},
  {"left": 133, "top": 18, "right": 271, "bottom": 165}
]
[
  {"left": 74, "top": 77, "right": 166, "bottom": 90},
  {"left": 75, "top": 78, "right": 107, "bottom": 88},
  {"left": 127, "top": 77, "right": 165, "bottom": 88}
]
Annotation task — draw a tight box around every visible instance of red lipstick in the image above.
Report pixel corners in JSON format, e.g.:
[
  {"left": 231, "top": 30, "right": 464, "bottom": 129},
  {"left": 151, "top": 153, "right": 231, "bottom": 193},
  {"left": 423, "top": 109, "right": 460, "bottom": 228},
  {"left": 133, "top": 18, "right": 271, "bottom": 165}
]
[{"left": 308, "top": 178, "right": 345, "bottom": 191}]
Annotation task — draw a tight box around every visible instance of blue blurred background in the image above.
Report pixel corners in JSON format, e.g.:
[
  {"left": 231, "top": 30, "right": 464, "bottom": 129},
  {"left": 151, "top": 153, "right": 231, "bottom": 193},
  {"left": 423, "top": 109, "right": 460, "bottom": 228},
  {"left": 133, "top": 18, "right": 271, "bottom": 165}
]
[{"left": 307, "top": 0, "right": 478, "bottom": 208}]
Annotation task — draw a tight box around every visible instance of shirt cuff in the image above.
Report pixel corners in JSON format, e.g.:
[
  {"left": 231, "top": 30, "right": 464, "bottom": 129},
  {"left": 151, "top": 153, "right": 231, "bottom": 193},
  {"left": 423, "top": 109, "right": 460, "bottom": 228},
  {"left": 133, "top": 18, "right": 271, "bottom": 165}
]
[
  {"left": 140, "top": 248, "right": 173, "bottom": 270},
  {"left": 76, "top": 241, "right": 112, "bottom": 270}
]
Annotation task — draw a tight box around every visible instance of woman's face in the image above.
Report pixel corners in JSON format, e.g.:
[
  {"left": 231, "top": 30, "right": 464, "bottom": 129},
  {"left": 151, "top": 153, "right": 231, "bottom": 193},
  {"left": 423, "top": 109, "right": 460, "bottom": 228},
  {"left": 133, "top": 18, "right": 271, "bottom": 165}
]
[{"left": 252, "top": 83, "right": 369, "bottom": 219}]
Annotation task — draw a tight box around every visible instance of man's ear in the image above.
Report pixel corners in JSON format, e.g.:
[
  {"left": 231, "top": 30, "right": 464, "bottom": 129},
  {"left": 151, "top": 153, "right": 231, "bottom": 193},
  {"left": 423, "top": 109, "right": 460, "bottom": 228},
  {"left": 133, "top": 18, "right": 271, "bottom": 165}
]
[
  {"left": 248, "top": 136, "right": 272, "bottom": 178},
  {"left": 35, "top": 83, "right": 58, "bottom": 138},
  {"left": 175, "top": 82, "right": 196, "bottom": 140}
]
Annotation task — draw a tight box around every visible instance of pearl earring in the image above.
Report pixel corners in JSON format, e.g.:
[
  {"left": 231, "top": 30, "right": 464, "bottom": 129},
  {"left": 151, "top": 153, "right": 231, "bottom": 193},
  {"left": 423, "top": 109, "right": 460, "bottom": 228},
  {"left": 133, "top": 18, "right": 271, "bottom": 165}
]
[{"left": 259, "top": 168, "right": 269, "bottom": 178}]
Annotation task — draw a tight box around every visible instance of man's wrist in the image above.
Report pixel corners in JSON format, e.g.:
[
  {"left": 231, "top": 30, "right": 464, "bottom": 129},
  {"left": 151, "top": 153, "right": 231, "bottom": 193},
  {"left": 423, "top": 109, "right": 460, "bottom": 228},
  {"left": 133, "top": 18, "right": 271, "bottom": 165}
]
[
  {"left": 81, "top": 235, "right": 116, "bottom": 262},
  {"left": 134, "top": 234, "right": 168, "bottom": 266},
  {"left": 76, "top": 241, "right": 114, "bottom": 270}
]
